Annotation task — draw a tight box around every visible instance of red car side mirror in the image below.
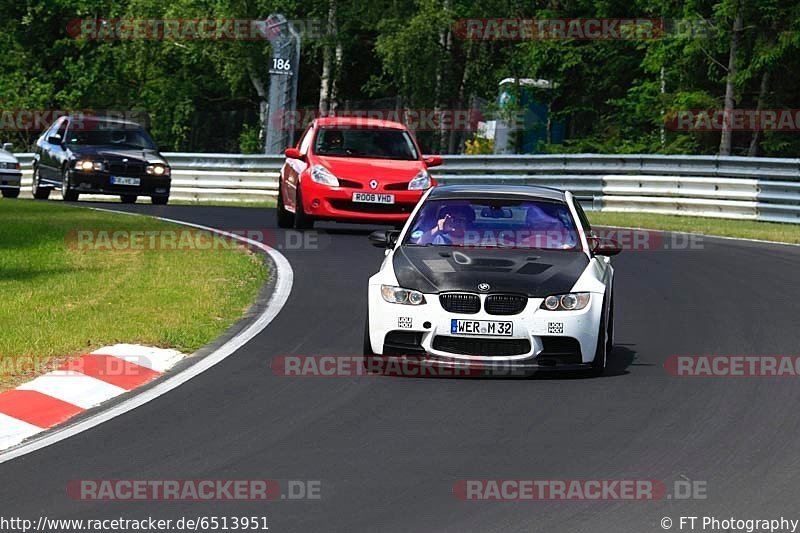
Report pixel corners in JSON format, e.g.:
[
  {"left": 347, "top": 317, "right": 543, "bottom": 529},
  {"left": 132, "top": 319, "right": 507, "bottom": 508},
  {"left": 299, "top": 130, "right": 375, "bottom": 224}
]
[
  {"left": 423, "top": 155, "right": 443, "bottom": 167},
  {"left": 284, "top": 147, "right": 304, "bottom": 160}
]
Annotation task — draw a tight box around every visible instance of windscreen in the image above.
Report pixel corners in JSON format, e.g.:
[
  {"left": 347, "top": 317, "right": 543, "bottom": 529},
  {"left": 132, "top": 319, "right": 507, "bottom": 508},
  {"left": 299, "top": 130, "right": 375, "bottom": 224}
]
[
  {"left": 403, "top": 198, "right": 581, "bottom": 250},
  {"left": 66, "top": 126, "right": 157, "bottom": 150},
  {"left": 314, "top": 128, "right": 418, "bottom": 160}
]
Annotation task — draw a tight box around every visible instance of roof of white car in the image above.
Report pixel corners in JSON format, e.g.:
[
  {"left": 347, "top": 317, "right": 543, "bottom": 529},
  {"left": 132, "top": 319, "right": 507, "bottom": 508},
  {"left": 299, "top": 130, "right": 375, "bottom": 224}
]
[{"left": 427, "top": 184, "right": 568, "bottom": 202}]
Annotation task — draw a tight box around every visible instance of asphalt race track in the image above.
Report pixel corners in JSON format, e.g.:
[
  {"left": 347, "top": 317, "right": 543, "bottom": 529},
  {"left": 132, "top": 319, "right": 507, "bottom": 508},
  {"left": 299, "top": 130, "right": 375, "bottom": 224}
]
[{"left": 2, "top": 203, "right": 800, "bottom": 532}]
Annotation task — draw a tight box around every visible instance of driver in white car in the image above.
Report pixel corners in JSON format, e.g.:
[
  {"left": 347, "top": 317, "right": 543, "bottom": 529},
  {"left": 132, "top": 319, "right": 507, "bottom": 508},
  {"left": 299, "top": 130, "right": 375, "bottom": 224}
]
[{"left": 416, "top": 204, "right": 476, "bottom": 246}]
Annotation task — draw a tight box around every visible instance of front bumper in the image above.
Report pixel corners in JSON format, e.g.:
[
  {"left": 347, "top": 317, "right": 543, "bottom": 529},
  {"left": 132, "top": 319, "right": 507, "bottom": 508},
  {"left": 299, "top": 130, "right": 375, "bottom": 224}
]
[
  {"left": 68, "top": 171, "right": 171, "bottom": 197},
  {"left": 366, "top": 287, "right": 604, "bottom": 371},
  {"left": 299, "top": 180, "right": 427, "bottom": 222},
  {"left": 0, "top": 170, "right": 22, "bottom": 189}
]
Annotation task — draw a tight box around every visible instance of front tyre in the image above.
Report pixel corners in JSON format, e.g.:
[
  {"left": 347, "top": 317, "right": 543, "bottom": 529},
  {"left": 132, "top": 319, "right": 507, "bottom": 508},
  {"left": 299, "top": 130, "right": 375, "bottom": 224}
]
[
  {"left": 590, "top": 297, "right": 608, "bottom": 377},
  {"left": 151, "top": 196, "right": 169, "bottom": 205},
  {"left": 120, "top": 195, "right": 137, "bottom": 204},
  {"left": 362, "top": 312, "right": 377, "bottom": 373},
  {"left": 2, "top": 189, "right": 20, "bottom": 198},
  {"left": 276, "top": 185, "right": 294, "bottom": 228},
  {"left": 61, "top": 170, "right": 78, "bottom": 202},
  {"left": 292, "top": 186, "right": 313, "bottom": 230},
  {"left": 32, "top": 167, "right": 50, "bottom": 200},
  {"left": 606, "top": 293, "right": 614, "bottom": 355}
]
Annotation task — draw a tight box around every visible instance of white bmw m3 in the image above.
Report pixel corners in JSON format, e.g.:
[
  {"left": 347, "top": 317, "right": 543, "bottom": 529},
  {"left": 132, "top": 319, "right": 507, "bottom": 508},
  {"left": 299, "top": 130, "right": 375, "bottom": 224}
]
[{"left": 364, "top": 185, "right": 622, "bottom": 376}]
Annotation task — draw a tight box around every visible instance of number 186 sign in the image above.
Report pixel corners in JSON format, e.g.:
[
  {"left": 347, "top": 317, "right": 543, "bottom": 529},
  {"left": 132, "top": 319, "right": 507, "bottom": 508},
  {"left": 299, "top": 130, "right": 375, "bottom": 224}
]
[{"left": 270, "top": 58, "right": 293, "bottom": 76}]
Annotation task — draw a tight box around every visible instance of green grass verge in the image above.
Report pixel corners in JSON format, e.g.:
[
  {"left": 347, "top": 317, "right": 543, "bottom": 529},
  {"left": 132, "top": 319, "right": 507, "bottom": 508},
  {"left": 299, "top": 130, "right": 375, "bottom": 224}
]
[
  {"left": 168, "top": 199, "right": 277, "bottom": 208},
  {"left": 0, "top": 199, "right": 268, "bottom": 389},
  {"left": 588, "top": 211, "right": 800, "bottom": 245},
  {"left": 51, "top": 197, "right": 278, "bottom": 209}
]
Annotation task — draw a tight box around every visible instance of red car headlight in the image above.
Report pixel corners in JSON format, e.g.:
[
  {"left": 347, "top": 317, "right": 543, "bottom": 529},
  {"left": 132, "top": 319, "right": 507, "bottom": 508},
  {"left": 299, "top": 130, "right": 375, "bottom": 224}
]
[{"left": 310, "top": 165, "right": 339, "bottom": 186}]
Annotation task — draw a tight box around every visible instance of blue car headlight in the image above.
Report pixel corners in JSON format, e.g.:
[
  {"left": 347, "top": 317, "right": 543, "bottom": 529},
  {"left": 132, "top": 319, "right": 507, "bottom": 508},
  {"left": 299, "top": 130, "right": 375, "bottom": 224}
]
[{"left": 75, "top": 160, "right": 104, "bottom": 172}]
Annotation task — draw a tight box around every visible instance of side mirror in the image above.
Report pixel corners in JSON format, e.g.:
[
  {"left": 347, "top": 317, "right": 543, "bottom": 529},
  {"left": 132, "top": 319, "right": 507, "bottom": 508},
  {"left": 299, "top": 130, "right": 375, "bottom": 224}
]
[
  {"left": 590, "top": 237, "right": 622, "bottom": 256},
  {"left": 47, "top": 134, "right": 63, "bottom": 145},
  {"left": 423, "top": 155, "right": 443, "bottom": 167},
  {"left": 284, "top": 147, "right": 304, "bottom": 160},
  {"left": 369, "top": 230, "right": 401, "bottom": 249},
  {"left": 2, "top": 142, "right": 13, "bottom": 152}
]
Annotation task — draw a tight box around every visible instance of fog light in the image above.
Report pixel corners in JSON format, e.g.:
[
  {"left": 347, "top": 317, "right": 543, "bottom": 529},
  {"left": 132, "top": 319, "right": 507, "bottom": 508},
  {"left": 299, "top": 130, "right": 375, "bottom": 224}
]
[
  {"left": 155, "top": 188, "right": 167, "bottom": 193},
  {"left": 311, "top": 199, "right": 320, "bottom": 208}
]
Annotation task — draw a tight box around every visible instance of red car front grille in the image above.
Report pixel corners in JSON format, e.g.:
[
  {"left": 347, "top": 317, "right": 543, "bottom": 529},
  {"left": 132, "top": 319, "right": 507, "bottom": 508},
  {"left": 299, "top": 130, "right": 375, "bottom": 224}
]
[{"left": 328, "top": 200, "right": 415, "bottom": 214}]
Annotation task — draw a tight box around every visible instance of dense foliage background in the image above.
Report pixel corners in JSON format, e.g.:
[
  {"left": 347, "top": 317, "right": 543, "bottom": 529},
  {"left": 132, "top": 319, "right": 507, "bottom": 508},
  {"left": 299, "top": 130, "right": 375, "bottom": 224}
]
[{"left": 1, "top": 0, "right": 798, "bottom": 155}]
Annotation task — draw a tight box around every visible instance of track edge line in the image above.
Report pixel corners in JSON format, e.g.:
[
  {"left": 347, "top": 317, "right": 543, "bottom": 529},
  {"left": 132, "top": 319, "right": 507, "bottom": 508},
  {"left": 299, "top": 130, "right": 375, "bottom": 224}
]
[{"left": 0, "top": 208, "right": 294, "bottom": 464}]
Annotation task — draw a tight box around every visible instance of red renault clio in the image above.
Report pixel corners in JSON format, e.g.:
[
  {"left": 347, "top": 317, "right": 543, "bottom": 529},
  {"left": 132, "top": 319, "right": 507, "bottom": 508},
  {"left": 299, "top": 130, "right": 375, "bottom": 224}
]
[{"left": 277, "top": 116, "right": 442, "bottom": 229}]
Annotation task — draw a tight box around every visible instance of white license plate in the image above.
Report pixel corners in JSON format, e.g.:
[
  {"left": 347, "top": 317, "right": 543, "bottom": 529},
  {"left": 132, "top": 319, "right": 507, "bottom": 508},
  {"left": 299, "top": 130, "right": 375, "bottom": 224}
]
[
  {"left": 111, "top": 176, "right": 140, "bottom": 186},
  {"left": 352, "top": 192, "right": 395, "bottom": 204},
  {"left": 450, "top": 319, "right": 513, "bottom": 336}
]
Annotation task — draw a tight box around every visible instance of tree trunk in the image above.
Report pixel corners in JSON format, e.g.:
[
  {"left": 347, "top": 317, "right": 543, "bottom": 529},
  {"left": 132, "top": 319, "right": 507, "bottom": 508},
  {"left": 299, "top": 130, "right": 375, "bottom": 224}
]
[
  {"left": 319, "top": 57, "right": 331, "bottom": 116},
  {"left": 451, "top": 49, "right": 471, "bottom": 154},
  {"left": 435, "top": 0, "right": 451, "bottom": 153},
  {"left": 329, "top": 42, "right": 343, "bottom": 113},
  {"left": 719, "top": 7, "right": 743, "bottom": 156},
  {"left": 660, "top": 66, "right": 666, "bottom": 148},
  {"left": 249, "top": 70, "right": 268, "bottom": 151},
  {"left": 318, "top": 0, "right": 338, "bottom": 116},
  {"left": 546, "top": 103, "right": 552, "bottom": 146},
  {"left": 747, "top": 69, "right": 770, "bottom": 156}
]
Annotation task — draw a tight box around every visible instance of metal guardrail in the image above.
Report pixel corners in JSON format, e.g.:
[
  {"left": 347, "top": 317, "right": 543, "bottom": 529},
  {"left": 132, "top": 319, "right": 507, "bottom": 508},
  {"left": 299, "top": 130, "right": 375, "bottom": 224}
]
[{"left": 11, "top": 153, "right": 800, "bottom": 223}]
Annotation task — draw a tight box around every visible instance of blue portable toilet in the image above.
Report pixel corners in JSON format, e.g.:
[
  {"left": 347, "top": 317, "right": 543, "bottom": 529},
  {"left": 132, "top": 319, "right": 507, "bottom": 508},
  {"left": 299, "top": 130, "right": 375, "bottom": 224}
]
[{"left": 493, "top": 78, "right": 565, "bottom": 154}]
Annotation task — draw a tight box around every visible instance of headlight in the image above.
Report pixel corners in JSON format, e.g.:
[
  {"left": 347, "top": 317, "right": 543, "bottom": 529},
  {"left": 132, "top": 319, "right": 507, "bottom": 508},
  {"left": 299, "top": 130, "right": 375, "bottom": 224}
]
[
  {"left": 381, "top": 285, "right": 426, "bottom": 305},
  {"left": 75, "top": 160, "right": 103, "bottom": 172},
  {"left": 0, "top": 162, "right": 20, "bottom": 170},
  {"left": 540, "top": 293, "right": 590, "bottom": 311},
  {"left": 407, "top": 169, "right": 431, "bottom": 190},
  {"left": 310, "top": 165, "right": 339, "bottom": 186},
  {"left": 146, "top": 164, "right": 170, "bottom": 176}
]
